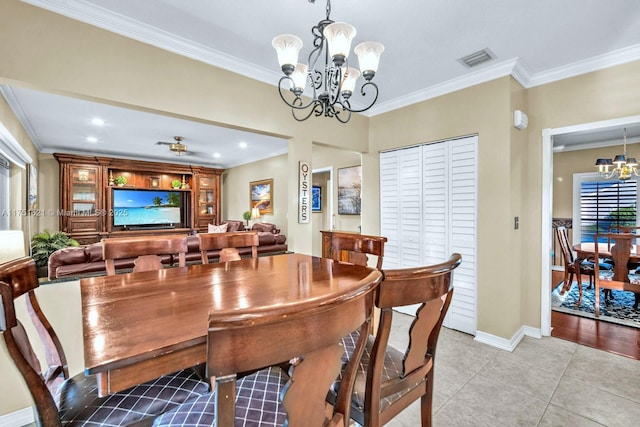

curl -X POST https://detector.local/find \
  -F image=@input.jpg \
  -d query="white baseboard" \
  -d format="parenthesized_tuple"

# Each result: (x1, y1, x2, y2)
(475, 325, 542, 352)
(0, 407, 34, 427)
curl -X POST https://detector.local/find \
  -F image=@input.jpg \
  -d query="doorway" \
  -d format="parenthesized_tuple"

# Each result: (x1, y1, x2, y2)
(542, 115, 640, 359)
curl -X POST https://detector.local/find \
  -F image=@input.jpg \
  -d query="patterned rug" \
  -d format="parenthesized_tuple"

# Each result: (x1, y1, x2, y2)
(551, 282, 640, 329)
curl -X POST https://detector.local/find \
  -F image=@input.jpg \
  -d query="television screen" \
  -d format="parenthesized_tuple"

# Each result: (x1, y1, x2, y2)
(112, 189, 182, 227)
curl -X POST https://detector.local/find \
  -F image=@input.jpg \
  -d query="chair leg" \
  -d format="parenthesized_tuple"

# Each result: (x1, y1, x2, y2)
(421, 371, 435, 427)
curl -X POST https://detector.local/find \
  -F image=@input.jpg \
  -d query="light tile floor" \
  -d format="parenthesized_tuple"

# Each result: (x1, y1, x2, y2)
(385, 312, 640, 427)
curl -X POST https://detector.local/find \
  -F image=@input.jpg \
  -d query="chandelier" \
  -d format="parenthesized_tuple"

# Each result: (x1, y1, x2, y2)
(271, 0, 384, 123)
(595, 128, 638, 180)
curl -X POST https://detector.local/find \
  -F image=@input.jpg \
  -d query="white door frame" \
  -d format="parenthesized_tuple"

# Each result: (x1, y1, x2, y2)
(540, 115, 640, 336)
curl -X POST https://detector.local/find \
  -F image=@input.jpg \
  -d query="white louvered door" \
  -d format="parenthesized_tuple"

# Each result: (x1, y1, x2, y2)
(380, 136, 477, 334)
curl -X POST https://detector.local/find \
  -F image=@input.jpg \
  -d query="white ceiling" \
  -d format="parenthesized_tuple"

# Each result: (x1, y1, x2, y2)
(3, 0, 640, 167)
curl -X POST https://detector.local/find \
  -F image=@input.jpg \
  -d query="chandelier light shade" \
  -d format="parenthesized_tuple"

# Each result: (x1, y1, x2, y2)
(595, 128, 638, 180)
(272, 0, 384, 123)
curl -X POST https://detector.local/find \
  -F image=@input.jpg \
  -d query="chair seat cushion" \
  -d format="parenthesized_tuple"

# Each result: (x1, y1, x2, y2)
(328, 330, 419, 422)
(152, 367, 287, 426)
(57, 369, 209, 426)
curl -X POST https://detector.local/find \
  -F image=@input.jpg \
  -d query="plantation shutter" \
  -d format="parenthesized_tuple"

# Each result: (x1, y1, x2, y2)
(380, 135, 477, 335)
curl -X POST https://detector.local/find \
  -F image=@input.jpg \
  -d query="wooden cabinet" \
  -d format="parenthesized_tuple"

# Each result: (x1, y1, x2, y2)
(56, 154, 223, 243)
(58, 160, 103, 243)
(193, 168, 221, 232)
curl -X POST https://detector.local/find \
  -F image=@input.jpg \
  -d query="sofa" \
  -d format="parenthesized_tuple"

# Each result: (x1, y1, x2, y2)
(47, 220, 287, 280)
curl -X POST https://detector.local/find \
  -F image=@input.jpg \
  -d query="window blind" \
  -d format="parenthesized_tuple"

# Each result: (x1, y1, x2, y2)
(579, 180, 637, 242)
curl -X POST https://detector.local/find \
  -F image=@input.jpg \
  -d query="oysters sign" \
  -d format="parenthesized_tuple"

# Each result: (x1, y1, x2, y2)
(298, 161, 310, 223)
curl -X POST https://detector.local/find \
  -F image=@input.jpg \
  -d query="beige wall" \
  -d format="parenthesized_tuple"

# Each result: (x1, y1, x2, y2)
(553, 145, 627, 219)
(222, 154, 288, 234)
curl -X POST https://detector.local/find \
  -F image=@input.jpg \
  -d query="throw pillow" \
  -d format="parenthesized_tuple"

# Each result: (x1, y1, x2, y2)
(208, 223, 228, 233)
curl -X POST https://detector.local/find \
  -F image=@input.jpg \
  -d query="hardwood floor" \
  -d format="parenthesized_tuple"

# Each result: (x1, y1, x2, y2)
(551, 311, 640, 360)
(550, 270, 640, 360)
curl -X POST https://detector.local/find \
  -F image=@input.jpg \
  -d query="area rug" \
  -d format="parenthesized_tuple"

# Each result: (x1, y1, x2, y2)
(551, 282, 640, 329)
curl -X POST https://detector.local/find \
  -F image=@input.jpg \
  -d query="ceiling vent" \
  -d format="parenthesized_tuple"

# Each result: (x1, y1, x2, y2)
(458, 48, 495, 68)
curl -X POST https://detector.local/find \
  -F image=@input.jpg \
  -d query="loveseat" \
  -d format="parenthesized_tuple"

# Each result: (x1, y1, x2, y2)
(47, 220, 287, 280)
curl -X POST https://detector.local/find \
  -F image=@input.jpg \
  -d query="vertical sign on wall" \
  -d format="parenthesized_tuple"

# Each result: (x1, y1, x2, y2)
(299, 161, 310, 223)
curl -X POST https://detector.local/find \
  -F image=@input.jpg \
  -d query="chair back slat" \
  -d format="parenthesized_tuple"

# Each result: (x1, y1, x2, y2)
(102, 234, 188, 275)
(556, 226, 575, 265)
(321, 231, 387, 269)
(197, 231, 259, 264)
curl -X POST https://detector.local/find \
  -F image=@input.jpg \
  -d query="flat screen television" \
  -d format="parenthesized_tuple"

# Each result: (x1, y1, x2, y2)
(112, 188, 186, 229)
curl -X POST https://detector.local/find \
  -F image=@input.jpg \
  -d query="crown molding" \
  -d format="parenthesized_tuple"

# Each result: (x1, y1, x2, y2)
(22, 1, 640, 118)
(527, 44, 640, 88)
(0, 85, 42, 150)
(367, 58, 522, 116)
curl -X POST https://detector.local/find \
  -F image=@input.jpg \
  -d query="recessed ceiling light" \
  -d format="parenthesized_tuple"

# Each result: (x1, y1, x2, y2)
(86, 136, 98, 143)
(238, 142, 247, 149)
(213, 153, 221, 158)
(91, 117, 105, 126)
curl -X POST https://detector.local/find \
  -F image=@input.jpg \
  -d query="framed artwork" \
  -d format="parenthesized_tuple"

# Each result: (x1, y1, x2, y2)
(250, 178, 273, 214)
(338, 165, 361, 215)
(312, 185, 322, 212)
(27, 163, 38, 210)
(149, 176, 160, 188)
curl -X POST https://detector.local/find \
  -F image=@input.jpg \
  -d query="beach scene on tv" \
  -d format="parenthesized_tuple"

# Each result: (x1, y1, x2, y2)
(113, 189, 181, 226)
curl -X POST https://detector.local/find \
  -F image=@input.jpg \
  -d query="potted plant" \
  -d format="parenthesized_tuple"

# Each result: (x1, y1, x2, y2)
(114, 176, 127, 186)
(30, 230, 79, 276)
(171, 179, 182, 189)
(243, 210, 252, 227)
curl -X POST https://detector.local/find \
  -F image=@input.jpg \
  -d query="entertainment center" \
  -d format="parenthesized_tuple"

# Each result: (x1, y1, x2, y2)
(55, 153, 223, 244)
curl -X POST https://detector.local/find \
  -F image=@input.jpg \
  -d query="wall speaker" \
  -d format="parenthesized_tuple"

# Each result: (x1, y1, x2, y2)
(514, 110, 528, 130)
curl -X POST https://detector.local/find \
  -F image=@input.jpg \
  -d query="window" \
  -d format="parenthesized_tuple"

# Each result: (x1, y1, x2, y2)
(574, 173, 637, 243)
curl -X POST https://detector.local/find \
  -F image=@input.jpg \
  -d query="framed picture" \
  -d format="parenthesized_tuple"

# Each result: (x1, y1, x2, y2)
(312, 185, 322, 212)
(338, 165, 361, 215)
(27, 163, 38, 210)
(149, 176, 160, 188)
(250, 178, 273, 214)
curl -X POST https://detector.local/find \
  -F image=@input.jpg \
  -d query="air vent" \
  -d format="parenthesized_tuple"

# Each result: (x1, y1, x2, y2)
(458, 48, 495, 68)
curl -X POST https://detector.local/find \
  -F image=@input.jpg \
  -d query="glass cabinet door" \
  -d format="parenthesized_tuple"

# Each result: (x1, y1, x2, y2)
(71, 167, 98, 214)
(199, 177, 215, 215)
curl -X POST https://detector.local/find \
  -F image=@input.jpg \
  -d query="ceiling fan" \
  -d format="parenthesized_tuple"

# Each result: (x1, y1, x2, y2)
(156, 136, 190, 156)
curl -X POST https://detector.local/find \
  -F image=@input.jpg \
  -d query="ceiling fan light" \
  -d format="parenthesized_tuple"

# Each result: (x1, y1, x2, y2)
(323, 22, 356, 66)
(272, 34, 303, 75)
(354, 41, 384, 78)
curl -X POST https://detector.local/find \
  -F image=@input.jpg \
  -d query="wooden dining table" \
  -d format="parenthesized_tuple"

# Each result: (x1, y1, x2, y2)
(81, 253, 382, 397)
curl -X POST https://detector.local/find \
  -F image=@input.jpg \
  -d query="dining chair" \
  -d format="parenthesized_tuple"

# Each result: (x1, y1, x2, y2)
(0, 257, 209, 426)
(197, 231, 258, 264)
(556, 226, 611, 292)
(594, 233, 640, 315)
(102, 234, 188, 275)
(153, 266, 377, 427)
(321, 230, 387, 269)
(327, 253, 462, 427)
